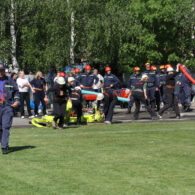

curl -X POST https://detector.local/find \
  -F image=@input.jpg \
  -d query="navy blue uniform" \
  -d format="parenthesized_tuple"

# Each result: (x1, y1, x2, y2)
(104, 74, 120, 92)
(31, 78, 47, 115)
(143, 70, 158, 109)
(179, 70, 192, 109)
(74, 74, 80, 87)
(78, 73, 99, 90)
(0, 76, 19, 150)
(127, 73, 142, 110)
(159, 72, 166, 102)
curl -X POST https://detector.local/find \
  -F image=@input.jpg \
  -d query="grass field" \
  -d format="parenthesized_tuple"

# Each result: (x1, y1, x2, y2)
(0, 122, 195, 195)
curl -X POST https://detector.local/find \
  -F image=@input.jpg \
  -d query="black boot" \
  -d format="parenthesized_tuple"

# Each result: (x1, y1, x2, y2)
(126, 107, 131, 114)
(2, 148, 8, 155)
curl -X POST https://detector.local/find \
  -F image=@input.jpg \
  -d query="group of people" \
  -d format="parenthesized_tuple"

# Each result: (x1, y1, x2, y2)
(0, 61, 193, 154)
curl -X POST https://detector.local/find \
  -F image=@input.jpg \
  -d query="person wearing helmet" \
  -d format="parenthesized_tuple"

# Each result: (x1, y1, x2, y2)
(158, 64, 180, 119)
(68, 77, 76, 88)
(127, 67, 142, 113)
(78, 65, 99, 91)
(70, 86, 83, 125)
(103, 67, 120, 92)
(178, 65, 192, 112)
(74, 68, 81, 86)
(151, 65, 161, 111)
(45, 77, 72, 129)
(143, 62, 159, 112)
(130, 74, 157, 120)
(159, 65, 166, 104)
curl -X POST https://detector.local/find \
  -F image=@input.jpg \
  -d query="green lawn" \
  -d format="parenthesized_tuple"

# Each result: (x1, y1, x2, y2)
(0, 122, 195, 195)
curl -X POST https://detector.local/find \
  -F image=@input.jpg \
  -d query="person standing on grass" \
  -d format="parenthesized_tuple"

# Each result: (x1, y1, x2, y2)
(158, 64, 181, 119)
(17, 71, 35, 119)
(45, 77, 72, 129)
(30, 71, 47, 117)
(0, 63, 20, 154)
(131, 74, 157, 120)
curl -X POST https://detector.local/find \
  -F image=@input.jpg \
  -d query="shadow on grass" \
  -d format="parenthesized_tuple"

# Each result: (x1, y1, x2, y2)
(9, 145, 36, 153)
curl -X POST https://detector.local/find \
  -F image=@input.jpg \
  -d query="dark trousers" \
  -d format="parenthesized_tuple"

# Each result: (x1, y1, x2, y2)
(72, 100, 82, 122)
(34, 92, 46, 115)
(0, 105, 13, 149)
(53, 102, 66, 127)
(103, 96, 117, 122)
(19, 92, 32, 116)
(132, 91, 155, 119)
(155, 91, 161, 111)
(159, 89, 180, 116)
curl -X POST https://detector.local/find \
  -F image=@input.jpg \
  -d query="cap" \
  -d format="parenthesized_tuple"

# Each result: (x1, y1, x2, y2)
(141, 74, 149, 80)
(56, 77, 66, 85)
(167, 67, 174, 72)
(68, 77, 75, 82)
(85, 65, 91, 70)
(75, 86, 81, 91)
(74, 68, 80, 73)
(59, 72, 66, 77)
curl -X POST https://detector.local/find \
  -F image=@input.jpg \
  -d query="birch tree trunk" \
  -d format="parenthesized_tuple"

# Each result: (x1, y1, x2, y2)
(67, 0, 75, 66)
(10, 0, 18, 69)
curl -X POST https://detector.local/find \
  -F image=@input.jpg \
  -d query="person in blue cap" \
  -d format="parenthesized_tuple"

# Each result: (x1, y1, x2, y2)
(0, 62, 19, 154)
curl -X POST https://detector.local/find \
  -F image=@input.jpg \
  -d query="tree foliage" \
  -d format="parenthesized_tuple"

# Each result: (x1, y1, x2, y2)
(0, 0, 194, 74)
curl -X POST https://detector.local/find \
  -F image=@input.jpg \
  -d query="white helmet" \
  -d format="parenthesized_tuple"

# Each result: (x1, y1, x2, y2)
(68, 77, 75, 82)
(141, 74, 149, 80)
(97, 93, 104, 101)
(75, 86, 81, 91)
(56, 77, 66, 85)
(167, 67, 174, 72)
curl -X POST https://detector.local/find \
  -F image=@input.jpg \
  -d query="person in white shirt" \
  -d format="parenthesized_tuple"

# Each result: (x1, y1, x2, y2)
(93, 69, 104, 92)
(16, 71, 35, 119)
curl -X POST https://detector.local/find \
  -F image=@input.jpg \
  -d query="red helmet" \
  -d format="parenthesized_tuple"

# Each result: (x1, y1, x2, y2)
(160, 65, 165, 70)
(85, 65, 91, 70)
(133, 67, 140, 71)
(165, 64, 172, 69)
(145, 62, 151, 66)
(59, 72, 66, 77)
(105, 67, 111, 72)
(74, 68, 80, 73)
(151, 65, 157, 71)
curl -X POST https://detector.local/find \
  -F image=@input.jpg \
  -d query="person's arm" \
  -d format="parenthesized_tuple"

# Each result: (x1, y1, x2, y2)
(94, 74, 99, 85)
(112, 75, 120, 88)
(143, 83, 148, 99)
(11, 80, 20, 108)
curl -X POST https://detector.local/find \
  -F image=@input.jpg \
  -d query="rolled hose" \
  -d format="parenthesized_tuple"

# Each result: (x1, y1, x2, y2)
(179, 64, 195, 84)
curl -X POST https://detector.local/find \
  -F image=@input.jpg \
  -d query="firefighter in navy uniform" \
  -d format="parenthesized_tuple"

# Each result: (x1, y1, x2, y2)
(70, 86, 83, 125)
(143, 62, 159, 112)
(131, 74, 157, 120)
(0, 63, 19, 154)
(127, 67, 142, 113)
(74, 68, 81, 87)
(78, 65, 99, 91)
(103, 67, 120, 93)
(151, 65, 161, 111)
(159, 65, 166, 104)
(158, 64, 180, 119)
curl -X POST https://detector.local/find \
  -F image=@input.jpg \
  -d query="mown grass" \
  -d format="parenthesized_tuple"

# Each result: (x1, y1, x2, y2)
(0, 122, 195, 195)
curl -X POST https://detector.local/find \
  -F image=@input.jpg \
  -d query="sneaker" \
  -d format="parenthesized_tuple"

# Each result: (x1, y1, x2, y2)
(35, 115, 38, 117)
(63, 124, 68, 128)
(176, 115, 180, 119)
(29, 115, 34, 119)
(21, 116, 25, 119)
(104, 121, 111, 124)
(2, 148, 8, 155)
(157, 113, 162, 119)
(52, 121, 58, 129)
